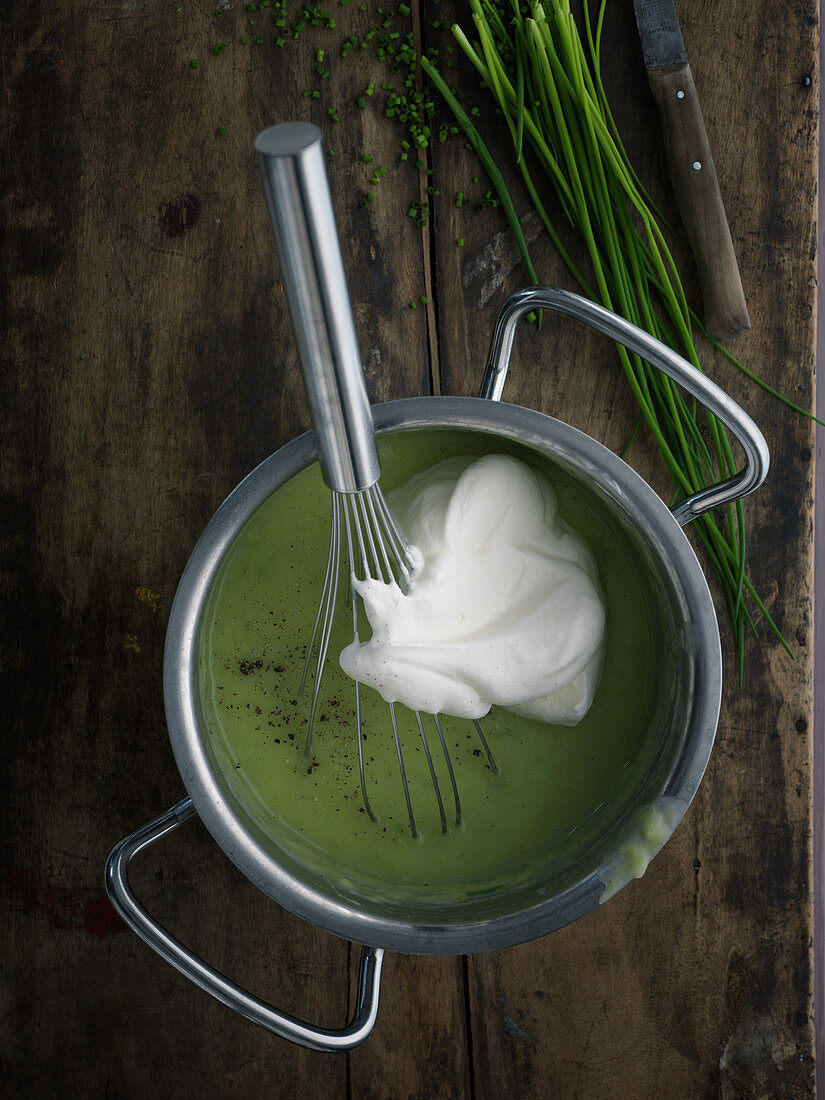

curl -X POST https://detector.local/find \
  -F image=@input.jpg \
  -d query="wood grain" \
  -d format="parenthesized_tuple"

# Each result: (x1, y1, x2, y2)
(1, 0, 817, 1096)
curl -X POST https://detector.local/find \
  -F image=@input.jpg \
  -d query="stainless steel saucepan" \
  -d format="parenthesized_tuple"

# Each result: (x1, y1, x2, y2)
(105, 280, 768, 1051)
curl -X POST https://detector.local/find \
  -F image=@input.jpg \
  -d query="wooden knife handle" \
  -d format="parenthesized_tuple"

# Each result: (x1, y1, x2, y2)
(647, 61, 751, 339)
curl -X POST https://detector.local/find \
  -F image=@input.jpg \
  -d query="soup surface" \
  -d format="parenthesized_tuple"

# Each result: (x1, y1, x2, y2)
(198, 428, 669, 910)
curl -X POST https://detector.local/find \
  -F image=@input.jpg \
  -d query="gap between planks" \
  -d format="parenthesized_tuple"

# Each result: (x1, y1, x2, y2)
(412, 0, 442, 398)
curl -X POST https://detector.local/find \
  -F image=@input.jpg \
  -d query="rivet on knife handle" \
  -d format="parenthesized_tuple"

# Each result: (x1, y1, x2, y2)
(633, 0, 751, 340)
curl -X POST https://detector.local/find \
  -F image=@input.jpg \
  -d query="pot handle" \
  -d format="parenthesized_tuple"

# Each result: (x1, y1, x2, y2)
(479, 287, 769, 527)
(104, 797, 384, 1052)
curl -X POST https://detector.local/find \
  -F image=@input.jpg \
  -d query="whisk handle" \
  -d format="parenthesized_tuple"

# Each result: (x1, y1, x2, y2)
(255, 122, 380, 493)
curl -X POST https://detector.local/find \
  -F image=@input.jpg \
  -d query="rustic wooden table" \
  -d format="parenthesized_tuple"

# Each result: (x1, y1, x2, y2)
(2, 1, 818, 1096)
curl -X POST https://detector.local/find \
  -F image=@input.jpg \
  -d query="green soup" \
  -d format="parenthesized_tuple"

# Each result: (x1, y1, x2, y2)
(198, 429, 671, 914)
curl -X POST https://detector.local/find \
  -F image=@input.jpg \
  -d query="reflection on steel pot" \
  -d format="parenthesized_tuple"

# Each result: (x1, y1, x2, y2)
(106, 288, 768, 1051)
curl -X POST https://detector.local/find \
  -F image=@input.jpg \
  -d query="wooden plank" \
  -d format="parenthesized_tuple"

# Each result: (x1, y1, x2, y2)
(0, 1, 462, 1094)
(426, 1, 817, 1096)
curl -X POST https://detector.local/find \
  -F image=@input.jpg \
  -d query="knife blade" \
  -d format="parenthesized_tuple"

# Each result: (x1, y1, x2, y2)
(632, 0, 751, 338)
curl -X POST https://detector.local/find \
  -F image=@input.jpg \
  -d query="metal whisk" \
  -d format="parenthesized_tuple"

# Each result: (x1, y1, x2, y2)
(255, 122, 496, 836)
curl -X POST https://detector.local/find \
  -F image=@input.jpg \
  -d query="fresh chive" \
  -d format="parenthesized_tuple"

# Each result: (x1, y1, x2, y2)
(433, 0, 797, 674)
(420, 55, 538, 286)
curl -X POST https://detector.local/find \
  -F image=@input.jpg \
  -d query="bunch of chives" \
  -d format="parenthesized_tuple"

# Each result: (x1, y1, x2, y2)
(422, 0, 798, 677)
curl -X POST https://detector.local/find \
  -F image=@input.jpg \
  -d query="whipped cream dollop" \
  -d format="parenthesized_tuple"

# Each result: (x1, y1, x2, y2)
(339, 454, 606, 725)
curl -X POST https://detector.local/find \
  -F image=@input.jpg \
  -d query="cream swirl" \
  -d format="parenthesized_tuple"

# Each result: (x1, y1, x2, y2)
(339, 454, 605, 724)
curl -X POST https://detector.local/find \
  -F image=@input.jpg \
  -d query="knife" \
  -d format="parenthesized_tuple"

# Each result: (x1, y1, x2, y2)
(632, 0, 751, 338)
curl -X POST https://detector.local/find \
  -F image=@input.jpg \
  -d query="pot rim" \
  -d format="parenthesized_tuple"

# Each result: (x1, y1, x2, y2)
(163, 395, 721, 955)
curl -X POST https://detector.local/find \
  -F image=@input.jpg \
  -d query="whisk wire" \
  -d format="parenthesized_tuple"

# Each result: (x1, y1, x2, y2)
(340, 502, 379, 825)
(364, 488, 394, 584)
(370, 484, 413, 583)
(414, 712, 447, 834)
(356, 491, 384, 583)
(433, 714, 462, 827)
(473, 719, 500, 776)
(299, 493, 339, 697)
(302, 493, 342, 758)
(389, 701, 418, 839)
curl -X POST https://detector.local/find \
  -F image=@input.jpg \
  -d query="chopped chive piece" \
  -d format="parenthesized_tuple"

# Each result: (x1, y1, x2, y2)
(212, 42, 227, 55)
(217, 127, 227, 136)
(455, 192, 464, 207)
(357, 96, 366, 108)
(419, 295, 428, 304)
(398, 1, 410, 13)
(191, 59, 199, 67)
(362, 154, 374, 163)
(456, 238, 464, 247)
